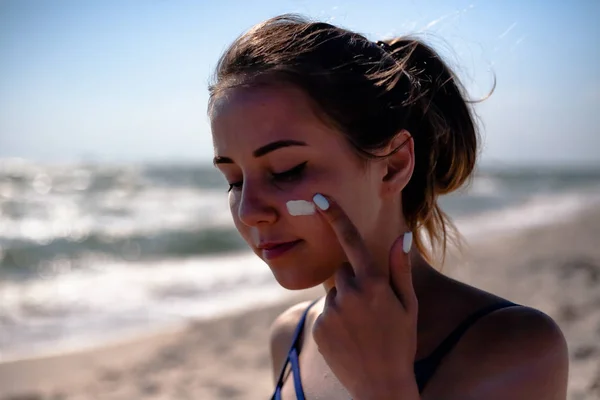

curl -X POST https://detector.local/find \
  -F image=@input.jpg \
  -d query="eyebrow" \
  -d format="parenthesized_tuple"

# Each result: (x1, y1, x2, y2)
(213, 139, 307, 165)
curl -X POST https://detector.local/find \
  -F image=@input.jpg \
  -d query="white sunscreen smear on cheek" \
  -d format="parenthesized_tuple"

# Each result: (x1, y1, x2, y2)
(286, 200, 316, 216)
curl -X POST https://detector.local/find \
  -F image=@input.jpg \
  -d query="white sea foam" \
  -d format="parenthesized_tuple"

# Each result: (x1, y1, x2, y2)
(0, 252, 289, 362)
(2, 161, 600, 362)
(457, 189, 600, 240)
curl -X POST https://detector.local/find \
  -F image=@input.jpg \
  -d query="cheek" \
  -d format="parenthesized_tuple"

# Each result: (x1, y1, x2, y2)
(228, 192, 239, 221)
(330, 174, 380, 234)
(268, 176, 323, 217)
(285, 200, 316, 216)
(280, 168, 336, 204)
(228, 193, 249, 237)
(228, 191, 238, 209)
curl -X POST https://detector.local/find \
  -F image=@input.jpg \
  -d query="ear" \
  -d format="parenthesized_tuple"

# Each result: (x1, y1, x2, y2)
(380, 130, 415, 198)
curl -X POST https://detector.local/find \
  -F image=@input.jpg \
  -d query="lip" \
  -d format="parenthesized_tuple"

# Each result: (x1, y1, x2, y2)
(259, 240, 302, 260)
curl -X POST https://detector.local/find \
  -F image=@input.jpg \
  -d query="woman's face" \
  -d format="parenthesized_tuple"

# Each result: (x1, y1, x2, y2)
(211, 84, 388, 290)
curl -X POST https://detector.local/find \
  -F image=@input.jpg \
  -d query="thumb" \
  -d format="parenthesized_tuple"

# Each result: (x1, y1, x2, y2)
(389, 232, 417, 312)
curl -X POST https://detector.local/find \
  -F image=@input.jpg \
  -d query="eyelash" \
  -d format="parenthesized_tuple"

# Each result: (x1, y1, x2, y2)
(227, 162, 308, 192)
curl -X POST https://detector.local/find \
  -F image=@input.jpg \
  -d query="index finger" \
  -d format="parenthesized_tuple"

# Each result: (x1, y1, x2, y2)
(312, 193, 384, 280)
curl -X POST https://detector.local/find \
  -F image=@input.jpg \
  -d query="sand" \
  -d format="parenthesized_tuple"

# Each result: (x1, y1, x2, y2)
(1, 206, 599, 400)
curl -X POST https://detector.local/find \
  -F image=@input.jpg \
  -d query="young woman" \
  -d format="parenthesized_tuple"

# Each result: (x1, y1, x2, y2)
(208, 14, 569, 400)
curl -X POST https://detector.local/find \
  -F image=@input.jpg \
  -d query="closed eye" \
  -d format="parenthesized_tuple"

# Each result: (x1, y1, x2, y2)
(272, 161, 307, 183)
(227, 181, 242, 192)
(226, 162, 308, 192)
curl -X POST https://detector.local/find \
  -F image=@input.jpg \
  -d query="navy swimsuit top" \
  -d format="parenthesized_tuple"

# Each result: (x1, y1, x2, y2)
(271, 298, 520, 399)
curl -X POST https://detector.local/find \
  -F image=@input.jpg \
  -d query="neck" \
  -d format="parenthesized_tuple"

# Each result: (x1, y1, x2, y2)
(321, 199, 436, 295)
(322, 245, 437, 299)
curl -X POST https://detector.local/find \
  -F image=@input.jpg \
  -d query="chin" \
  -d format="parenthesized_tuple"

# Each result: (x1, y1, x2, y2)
(268, 261, 333, 291)
(275, 278, 317, 291)
(256, 242, 339, 290)
(273, 275, 323, 291)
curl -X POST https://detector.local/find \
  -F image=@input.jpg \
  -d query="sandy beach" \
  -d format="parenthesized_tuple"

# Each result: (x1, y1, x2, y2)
(1, 205, 599, 400)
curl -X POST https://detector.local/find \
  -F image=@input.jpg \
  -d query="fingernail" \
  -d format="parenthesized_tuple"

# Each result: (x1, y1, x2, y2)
(313, 193, 330, 210)
(403, 232, 413, 254)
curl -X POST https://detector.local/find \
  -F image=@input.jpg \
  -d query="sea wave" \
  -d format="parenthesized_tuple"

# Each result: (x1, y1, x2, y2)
(1, 225, 246, 278)
(2, 160, 600, 361)
(457, 187, 600, 239)
(0, 252, 286, 362)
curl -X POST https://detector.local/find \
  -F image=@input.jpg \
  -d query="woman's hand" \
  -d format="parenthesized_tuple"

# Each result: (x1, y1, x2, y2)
(311, 193, 420, 400)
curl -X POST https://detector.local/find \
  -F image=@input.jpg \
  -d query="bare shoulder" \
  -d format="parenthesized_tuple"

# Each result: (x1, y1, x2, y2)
(465, 305, 569, 377)
(268, 300, 314, 384)
(469, 305, 568, 354)
(425, 305, 569, 399)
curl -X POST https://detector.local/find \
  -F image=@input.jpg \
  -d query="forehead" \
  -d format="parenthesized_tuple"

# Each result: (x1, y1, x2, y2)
(210, 84, 339, 156)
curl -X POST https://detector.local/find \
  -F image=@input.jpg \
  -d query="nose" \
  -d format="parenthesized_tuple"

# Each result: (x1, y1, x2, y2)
(236, 181, 278, 227)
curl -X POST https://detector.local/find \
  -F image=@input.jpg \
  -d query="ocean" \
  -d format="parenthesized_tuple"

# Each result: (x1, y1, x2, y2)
(1, 158, 600, 362)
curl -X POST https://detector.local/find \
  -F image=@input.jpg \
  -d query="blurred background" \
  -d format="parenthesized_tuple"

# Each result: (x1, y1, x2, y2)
(1, 0, 599, 399)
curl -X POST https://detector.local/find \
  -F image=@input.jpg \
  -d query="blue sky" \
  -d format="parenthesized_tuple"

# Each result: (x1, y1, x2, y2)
(1, 0, 598, 166)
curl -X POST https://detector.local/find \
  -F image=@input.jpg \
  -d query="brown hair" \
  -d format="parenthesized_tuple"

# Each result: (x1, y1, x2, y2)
(208, 14, 480, 263)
